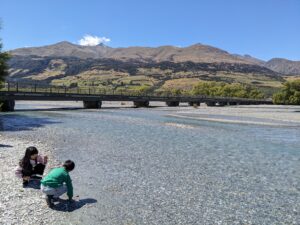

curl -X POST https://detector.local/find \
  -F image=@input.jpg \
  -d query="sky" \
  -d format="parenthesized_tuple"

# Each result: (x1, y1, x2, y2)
(1, 0, 300, 61)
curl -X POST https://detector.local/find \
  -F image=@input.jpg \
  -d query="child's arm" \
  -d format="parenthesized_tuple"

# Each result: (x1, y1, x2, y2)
(37, 154, 48, 164)
(15, 165, 23, 179)
(66, 174, 73, 200)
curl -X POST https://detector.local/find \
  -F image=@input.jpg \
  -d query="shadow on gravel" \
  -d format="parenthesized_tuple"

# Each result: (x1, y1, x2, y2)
(24, 180, 41, 190)
(0, 114, 60, 132)
(52, 198, 97, 212)
(0, 144, 13, 148)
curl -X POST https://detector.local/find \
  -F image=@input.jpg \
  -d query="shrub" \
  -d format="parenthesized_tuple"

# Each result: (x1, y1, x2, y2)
(273, 80, 300, 105)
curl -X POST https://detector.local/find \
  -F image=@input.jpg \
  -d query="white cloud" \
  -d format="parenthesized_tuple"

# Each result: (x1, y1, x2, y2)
(78, 35, 111, 46)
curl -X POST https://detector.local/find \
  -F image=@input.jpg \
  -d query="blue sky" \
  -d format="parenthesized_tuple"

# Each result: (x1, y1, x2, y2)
(1, 0, 300, 60)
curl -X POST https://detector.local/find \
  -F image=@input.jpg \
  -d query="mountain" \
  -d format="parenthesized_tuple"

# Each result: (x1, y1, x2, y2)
(11, 41, 112, 59)
(264, 58, 300, 75)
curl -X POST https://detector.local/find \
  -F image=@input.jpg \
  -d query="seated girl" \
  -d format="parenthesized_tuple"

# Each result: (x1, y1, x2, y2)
(15, 146, 48, 187)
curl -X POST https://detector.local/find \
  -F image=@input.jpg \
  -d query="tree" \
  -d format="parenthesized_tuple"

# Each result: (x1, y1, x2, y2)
(133, 85, 151, 95)
(273, 80, 300, 105)
(0, 23, 10, 83)
(0, 43, 9, 83)
(0, 22, 10, 111)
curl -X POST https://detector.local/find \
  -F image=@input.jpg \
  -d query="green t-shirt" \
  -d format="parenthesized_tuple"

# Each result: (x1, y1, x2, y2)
(41, 167, 73, 198)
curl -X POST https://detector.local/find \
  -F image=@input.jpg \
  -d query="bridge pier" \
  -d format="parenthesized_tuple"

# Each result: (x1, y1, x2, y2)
(188, 102, 200, 107)
(83, 101, 102, 109)
(166, 101, 180, 107)
(239, 102, 251, 105)
(217, 102, 226, 107)
(0, 100, 15, 112)
(206, 102, 216, 107)
(133, 101, 149, 107)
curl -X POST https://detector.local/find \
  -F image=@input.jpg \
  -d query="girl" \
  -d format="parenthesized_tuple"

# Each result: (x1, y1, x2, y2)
(15, 146, 48, 187)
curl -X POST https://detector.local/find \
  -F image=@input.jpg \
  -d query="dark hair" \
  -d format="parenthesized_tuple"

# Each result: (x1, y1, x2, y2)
(63, 160, 75, 171)
(20, 146, 39, 168)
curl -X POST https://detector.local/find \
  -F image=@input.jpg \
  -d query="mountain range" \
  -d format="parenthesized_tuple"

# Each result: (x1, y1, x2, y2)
(10, 41, 300, 74)
(7, 41, 300, 96)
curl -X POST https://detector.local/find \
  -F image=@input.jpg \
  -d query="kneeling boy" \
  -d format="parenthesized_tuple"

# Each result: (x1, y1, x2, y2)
(41, 160, 75, 208)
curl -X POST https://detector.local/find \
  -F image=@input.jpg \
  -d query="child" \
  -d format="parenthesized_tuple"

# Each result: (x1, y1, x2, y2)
(15, 146, 48, 187)
(40, 160, 75, 208)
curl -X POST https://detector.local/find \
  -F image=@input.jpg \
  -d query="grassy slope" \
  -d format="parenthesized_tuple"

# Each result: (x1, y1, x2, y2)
(45, 69, 283, 97)
(8, 57, 290, 97)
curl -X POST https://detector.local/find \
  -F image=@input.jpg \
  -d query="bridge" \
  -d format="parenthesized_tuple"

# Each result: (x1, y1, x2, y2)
(0, 82, 272, 111)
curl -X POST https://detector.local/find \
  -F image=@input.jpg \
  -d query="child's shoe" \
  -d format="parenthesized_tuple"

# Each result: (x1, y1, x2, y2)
(22, 180, 29, 188)
(45, 195, 54, 208)
(52, 196, 60, 202)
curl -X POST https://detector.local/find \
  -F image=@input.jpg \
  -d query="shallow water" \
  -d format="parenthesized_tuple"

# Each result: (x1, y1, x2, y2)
(1, 102, 300, 224)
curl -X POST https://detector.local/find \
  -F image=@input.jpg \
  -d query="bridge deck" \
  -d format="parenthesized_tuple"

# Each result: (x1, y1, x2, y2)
(0, 90, 272, 104)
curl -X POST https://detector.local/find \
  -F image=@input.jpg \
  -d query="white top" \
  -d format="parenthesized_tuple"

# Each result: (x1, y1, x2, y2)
(30, 159, 36, 168)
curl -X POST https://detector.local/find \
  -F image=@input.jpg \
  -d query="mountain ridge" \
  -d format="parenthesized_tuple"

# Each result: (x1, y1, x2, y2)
(10, 41, 254, 64)
(10, 41, 300, 75)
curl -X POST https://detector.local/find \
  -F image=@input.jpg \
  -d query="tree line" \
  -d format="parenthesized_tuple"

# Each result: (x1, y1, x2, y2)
(191, 81, 264, 99)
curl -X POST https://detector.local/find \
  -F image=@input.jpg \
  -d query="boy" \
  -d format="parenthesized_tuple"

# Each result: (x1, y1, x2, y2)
(41, 160, 75, 208)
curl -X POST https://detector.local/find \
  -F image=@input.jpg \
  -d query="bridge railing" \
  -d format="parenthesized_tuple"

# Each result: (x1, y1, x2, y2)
(0, 82, 145, 96)
(0, 81, 270, 103)
(0, 81, 195, 98)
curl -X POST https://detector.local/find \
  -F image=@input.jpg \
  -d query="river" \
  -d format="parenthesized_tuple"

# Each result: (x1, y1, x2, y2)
(1, 101, 299, 224)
